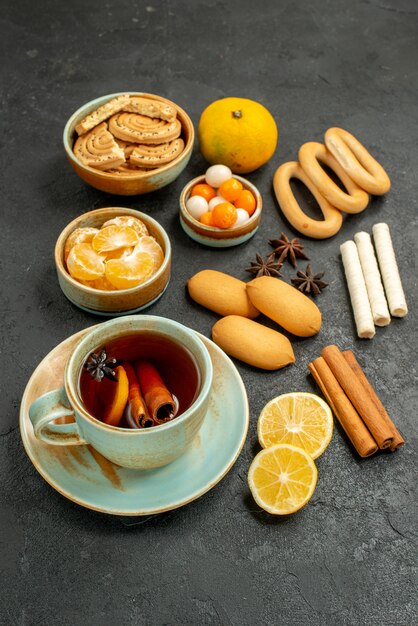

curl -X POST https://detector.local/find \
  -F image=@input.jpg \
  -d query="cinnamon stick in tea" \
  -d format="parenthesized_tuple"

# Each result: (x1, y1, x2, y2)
(135, 361, 178, 424)
(309, 357, 378, 457)
(342, 350, 404, 451)
(123, 362, 154, 428)
(321, 345, 394, 449)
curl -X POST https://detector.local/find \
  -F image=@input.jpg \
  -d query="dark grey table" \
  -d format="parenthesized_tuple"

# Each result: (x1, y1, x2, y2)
(2, 1, 417, 624)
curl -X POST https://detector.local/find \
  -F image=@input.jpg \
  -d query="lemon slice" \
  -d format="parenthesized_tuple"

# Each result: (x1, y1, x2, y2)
(248, 444, 317, 515)
(257, 392, 333, 460)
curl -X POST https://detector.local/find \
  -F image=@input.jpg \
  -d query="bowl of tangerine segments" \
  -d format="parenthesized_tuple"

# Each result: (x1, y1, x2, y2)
(179, 164, 262, 247)
(55, 207, 171, 315)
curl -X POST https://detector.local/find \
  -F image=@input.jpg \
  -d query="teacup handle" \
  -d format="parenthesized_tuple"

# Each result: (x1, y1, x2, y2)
(29, 387, 88, 446)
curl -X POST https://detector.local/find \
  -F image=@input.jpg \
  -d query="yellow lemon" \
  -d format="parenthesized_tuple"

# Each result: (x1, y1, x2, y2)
(248, 444, 317, 515)
(198, 97, 278, 174)
(258, 392, 333, 460)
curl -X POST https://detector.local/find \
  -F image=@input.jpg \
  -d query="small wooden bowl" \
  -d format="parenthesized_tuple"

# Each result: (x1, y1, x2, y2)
(55, 207, 171, 315)
(179, 175, 262, 247)
(63, 92, 194, 195)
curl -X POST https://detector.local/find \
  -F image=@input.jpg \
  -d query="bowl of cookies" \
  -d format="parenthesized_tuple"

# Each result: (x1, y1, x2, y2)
(55, 207, 171, 315)
(63, 92, 194, 195)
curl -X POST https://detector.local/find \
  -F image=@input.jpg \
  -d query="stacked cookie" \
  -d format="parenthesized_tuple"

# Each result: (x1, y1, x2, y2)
(273, 128, 391, 239)
(73, 94, 185, 174)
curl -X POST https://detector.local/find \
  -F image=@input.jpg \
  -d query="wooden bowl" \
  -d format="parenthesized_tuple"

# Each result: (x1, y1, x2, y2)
(179, 175, 262, 247)
(55, 207, 171, 315)
(63, 92, 194, 195)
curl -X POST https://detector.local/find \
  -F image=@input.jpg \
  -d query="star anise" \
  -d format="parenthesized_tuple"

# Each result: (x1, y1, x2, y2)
(291, 264, 328, 295)
(269, 232, 309, 267)
(84, 347, 119, 382)
(245, 252, 283, 278)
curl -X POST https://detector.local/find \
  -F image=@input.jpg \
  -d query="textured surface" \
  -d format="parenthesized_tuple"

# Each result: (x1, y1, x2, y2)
(1, 0, 417, 624)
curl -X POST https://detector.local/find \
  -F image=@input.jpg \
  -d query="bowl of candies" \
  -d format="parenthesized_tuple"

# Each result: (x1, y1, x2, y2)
(179, 165, 262, 247)
(55, 207, 171, 315)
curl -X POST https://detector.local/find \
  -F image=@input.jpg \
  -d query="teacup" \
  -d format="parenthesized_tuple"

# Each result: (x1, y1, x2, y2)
(29, 316, 213, 469)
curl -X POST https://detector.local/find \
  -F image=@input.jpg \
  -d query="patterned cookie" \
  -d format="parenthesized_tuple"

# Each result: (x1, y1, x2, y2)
(73, 122, 126, 171)
(109, 112, 182, 144)
(124, 96, 177, 123)
(115, 139, 137, 158)
(75, 94, 130, 136)
(129, 138, 185, 168)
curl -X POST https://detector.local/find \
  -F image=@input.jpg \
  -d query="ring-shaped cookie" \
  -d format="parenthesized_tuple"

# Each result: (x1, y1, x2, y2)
(273, 161, 343, 239)
(298, 142, 369, 214)
(324, 127, 391, 195)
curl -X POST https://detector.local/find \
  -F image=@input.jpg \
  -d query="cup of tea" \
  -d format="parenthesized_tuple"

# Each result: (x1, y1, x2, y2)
(29, 316, 213, 469)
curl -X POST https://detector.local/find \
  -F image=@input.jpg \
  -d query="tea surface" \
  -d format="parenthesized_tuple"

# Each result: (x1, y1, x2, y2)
(79, 332, 200, 427)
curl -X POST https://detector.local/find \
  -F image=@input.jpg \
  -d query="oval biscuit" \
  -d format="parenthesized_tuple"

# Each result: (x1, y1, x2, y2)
(212, 316, 295, 370)
(188, 270, 259, 318)
(246, 277, 322, 337)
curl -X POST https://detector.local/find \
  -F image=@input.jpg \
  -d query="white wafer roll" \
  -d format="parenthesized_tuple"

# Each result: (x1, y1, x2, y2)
(340, 240, 375, 338)
(354, 231, 390, 326)
(372, 223, 408, 317)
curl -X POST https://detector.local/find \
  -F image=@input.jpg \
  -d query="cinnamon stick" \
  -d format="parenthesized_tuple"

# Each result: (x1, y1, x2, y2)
(123, 362, 154, 428)
(342, 350, 404, 451)
(309, 357, 378, 457)
(321, 345, 394, 449)
(135, 361, 178, 424)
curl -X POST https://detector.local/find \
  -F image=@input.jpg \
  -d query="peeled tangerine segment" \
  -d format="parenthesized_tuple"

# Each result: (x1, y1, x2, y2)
(105, 250, 154, 290)
(248, 444, 318, 515)
(92, 225, 140, 254)
(257, 392, 333, 460)
(134, 236, 164, 270)
(64, 227, 100, 261)
(102, 215, 149, 237)
(66, 243, 105, 281)
(104, 246, 134, 260)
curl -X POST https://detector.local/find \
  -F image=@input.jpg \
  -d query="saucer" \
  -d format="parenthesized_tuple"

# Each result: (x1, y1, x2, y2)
(20, 326, 249, 515)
